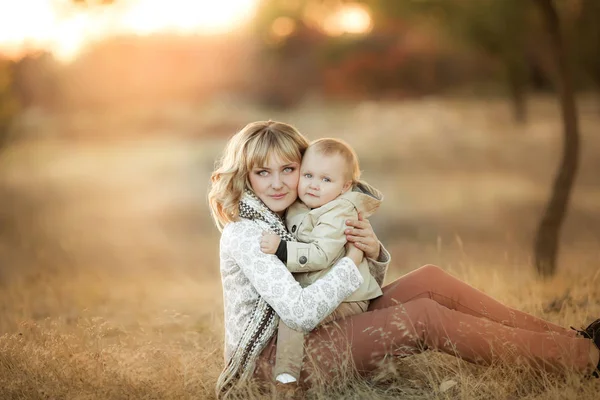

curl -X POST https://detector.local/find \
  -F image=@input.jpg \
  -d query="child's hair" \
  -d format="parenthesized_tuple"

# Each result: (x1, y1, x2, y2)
(307, 138, 361, 183)
(208, 120, 309, 231)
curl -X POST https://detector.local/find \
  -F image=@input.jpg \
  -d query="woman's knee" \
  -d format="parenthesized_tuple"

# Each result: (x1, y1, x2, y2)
(400, 297, 439, 315)
(394, 298, 439, 329)
(411, 264, 446, 281)
(421, 264, 444, 274)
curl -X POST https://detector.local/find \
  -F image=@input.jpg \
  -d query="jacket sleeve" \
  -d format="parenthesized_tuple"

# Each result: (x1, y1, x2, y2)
(366, 243, 391, 287)
(223, 220, 364, 332)
(286, 201, 357, 272)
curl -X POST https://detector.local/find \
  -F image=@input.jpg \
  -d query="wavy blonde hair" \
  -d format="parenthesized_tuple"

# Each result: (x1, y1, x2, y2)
(208, 121, 309, 231)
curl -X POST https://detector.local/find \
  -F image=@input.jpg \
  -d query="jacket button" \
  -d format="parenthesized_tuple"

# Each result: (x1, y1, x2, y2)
(291, 225, 297, 233)
(299, 256, 307, 264)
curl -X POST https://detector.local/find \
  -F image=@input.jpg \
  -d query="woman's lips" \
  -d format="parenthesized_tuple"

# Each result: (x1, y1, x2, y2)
(270, 193, 286, 200)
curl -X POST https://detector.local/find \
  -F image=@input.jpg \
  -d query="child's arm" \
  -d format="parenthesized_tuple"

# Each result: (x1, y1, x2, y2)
(286, 200, 358, 272)
(259, 232, 289, 264)
(260, 232, 281, 254)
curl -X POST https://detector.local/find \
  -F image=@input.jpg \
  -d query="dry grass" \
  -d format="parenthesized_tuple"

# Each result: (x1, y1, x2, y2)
(0, 270, 224, 399)
(1, 96, 599, 399)
(1, 260, 598, 399)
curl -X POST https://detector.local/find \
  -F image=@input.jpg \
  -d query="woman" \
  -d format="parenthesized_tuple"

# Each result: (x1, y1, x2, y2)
(208, 121, 600, 398)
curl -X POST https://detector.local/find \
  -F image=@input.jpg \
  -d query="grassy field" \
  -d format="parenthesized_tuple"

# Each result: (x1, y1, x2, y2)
(0, 96, 599, 399)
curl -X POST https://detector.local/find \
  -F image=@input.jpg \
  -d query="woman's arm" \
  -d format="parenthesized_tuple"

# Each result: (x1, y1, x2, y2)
(366, 245, 391, 286)
(223, 220, 364, 332)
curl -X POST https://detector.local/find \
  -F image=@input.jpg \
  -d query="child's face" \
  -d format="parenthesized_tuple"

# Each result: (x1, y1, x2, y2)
(298, 150, 352, 208)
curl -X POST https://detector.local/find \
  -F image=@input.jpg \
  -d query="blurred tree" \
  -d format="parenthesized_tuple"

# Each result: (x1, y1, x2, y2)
(251, 0, 324, 107)
(0, 59, 19, 149)
(368, 0, 533, 123)
(253, 0, 593, 117)
(572, 0, 600, 102)
(12, 52, 61, 111)
(253, 0, 467, 104)
(532, 0, 580, 277)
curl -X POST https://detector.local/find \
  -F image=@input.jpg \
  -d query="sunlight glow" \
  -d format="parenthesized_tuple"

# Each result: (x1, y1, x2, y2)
(271, 17, 296, 38)
(323, 4, 373, 36)
(0, 0, 258, 62)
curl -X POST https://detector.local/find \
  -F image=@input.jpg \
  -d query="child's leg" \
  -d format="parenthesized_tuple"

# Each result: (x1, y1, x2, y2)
(273, 320, 305, 382)
(368, 264, 573, 336)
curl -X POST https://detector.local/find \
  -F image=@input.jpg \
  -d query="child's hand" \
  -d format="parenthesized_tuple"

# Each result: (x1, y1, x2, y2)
(260, 232, 281, 254)
(345, 241, 364, 266)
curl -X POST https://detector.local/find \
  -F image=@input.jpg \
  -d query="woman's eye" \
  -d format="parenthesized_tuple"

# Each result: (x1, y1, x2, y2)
(257, 170, 268, 177)
(283, 167, 295, 173)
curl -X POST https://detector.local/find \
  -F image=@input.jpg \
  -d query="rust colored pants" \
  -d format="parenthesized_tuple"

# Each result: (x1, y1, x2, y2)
(254, 264, 594, 385)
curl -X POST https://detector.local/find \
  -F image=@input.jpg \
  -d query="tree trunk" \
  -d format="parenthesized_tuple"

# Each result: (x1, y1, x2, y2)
(506, 60, 528, 124)
(533, 0, 580, 277)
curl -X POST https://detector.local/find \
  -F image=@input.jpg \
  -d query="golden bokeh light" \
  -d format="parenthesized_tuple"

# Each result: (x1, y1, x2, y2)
(0, 0, 259, 62)
(303, 2, 373, 37)
(271, 16, 296, 38)
(323, 3, 373, 36)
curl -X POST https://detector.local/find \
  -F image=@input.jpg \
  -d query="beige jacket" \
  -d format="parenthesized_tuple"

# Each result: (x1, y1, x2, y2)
(284, 181, 384, 302)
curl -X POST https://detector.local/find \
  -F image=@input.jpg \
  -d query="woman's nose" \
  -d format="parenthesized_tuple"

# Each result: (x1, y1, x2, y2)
(271, 174, 283, 189)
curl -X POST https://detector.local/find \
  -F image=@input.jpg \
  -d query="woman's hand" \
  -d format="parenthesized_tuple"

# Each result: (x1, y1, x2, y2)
(345, 212, 381, 260)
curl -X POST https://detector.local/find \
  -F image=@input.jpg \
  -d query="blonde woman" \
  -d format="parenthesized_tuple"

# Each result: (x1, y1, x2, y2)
(208, 121, 600, 398)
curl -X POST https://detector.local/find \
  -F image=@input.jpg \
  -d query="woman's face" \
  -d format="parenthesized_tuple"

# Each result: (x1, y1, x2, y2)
(248, 154, 300, 216)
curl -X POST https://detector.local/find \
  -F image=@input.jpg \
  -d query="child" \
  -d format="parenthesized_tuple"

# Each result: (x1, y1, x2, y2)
(260, 138, 384, 384)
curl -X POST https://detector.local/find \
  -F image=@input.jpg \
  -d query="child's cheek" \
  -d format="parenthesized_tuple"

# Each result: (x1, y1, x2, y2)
(294, 171, 301, 188)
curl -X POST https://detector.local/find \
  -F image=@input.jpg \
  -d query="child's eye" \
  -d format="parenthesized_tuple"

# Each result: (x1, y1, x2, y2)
(304, 173, 312, 179)
(323, 177, 331, 183)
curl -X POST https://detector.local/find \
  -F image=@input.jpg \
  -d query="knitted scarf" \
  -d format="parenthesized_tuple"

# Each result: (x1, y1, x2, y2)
(238, 189, 295, 242)
(215, 189, 296, 398)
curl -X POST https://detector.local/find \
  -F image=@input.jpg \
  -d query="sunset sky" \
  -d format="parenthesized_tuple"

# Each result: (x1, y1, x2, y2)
(0, 0, 373, 63)
(0, 0, 260, 61)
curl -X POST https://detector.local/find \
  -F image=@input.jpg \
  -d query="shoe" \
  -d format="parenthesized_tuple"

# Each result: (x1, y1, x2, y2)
(571, 318, 600, 378)
(571, 318, 600, 340)
(275, 373, 297, 384)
